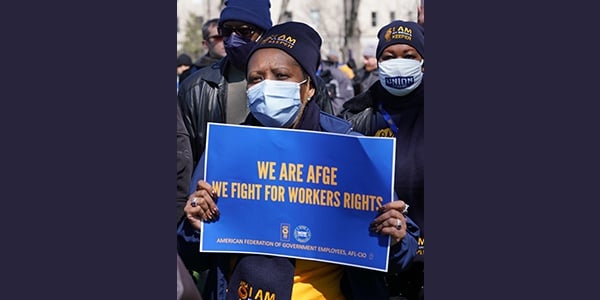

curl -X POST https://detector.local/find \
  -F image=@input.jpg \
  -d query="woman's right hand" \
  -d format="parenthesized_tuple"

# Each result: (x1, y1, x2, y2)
(184, 180, 220, 231)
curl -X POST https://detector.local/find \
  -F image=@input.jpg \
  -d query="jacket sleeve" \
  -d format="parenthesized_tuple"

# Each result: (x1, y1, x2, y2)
(178, 70, 216, 167)
(177, 101, 194, 224)
(188, 154, 206, 195)
(177, 213, 212, 272)
(340, 106, 376, 136)
(387, 215, 420, 272)
(178, 83, 199, 164)
(178, 153, 212, 272)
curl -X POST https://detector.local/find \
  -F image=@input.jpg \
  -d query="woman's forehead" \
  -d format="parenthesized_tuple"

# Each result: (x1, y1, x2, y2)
(384, 43, 418, 53)
(249, 48, 299, 67)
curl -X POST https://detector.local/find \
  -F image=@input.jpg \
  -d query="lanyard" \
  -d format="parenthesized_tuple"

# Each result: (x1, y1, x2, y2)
(378, 103, 398, 135)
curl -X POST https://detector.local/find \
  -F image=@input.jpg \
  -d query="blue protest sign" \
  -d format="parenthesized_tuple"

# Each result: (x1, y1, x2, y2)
(200, 123, 396, 272)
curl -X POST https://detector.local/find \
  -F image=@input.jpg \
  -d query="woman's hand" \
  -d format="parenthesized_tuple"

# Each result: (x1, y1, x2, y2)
(370, 200, 409, 246)
(184, 180, 220, 231)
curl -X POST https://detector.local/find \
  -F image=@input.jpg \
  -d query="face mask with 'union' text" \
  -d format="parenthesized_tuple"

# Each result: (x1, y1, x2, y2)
(378, 58, 424, 96)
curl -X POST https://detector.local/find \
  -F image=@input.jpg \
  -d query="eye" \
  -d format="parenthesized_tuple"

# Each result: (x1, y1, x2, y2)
(218, 27, 233, 37)
(236, 26, 256, 37)
(380, 54, 395, 61)
(276, 73, 290, 80)
(220, 25, 256, 38)
(208, 35, 223, 42)
(248, 75, 263, 84)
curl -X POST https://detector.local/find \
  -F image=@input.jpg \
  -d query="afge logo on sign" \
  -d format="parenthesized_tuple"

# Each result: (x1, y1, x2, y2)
(294, 225, 311, 243)
(280, 223, 290, 241)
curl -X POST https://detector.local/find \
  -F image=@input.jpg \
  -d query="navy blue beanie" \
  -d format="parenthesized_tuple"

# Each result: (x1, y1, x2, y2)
(226, 255, 294, 300)
(218, 0, 272, 32)
(376, 20, 424, 60)
(248, 21, 322, 86)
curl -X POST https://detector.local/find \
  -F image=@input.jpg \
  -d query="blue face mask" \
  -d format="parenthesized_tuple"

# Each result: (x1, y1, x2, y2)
(247, 79, 307, 128)
(224, 34, 258, 71)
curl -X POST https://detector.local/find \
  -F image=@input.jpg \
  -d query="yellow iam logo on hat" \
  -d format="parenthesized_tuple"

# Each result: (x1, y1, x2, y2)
(261, 33, 297, 49)
(237, 280, 276, 300)
(384, 26, 413, 42)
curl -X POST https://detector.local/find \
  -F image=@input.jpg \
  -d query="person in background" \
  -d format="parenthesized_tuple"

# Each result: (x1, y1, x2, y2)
(194, 18, 227, 69)
(319, 56, 355, 116)
(351, 42, 380, 95)
(324, 50, 355, 80)
(340, 20, 425, 300)
(177, 0, 273, 167)
(346, 48, 357, 74)
(177, 53, 197, 89)
(177, 21, 420, 300)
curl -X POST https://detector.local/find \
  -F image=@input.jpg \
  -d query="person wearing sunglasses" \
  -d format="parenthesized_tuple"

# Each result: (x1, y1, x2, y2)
(177, 0, 273, 169)
(194, 18, 227, 69)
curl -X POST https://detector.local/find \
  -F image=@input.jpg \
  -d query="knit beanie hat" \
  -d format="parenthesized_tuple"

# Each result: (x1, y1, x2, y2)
(363, 43, 377, 58)
(177, 54, 192, 67)
(376, 20, 424, 60)
(226, 255, 294, 300)
(218, 0, 272, 32)
(248, 21, 322, 86)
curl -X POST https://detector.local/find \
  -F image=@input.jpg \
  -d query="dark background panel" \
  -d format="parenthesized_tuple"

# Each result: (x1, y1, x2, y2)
(428, 1, 599, 299)
(0, 0, 173, 299)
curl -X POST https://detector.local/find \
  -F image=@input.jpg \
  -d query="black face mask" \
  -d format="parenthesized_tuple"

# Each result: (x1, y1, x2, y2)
(224, 34, 258, 71)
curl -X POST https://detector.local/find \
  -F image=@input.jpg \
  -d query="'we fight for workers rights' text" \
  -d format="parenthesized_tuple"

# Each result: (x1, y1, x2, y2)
(210, 161, 382, 212)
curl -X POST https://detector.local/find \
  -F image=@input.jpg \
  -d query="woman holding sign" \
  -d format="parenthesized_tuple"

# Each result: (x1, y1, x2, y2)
(177, 21, 420, 300)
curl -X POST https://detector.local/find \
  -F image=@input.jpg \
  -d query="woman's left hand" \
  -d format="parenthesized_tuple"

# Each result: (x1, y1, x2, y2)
(370, 200, 408, 246)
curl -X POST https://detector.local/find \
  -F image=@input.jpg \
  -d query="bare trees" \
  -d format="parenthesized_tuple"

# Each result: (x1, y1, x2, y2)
(342, 0, 361, 65)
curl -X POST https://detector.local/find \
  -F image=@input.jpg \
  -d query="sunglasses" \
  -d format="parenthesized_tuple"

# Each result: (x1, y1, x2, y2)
(207, 35, 224, 42)
(219, 25, 257, 38)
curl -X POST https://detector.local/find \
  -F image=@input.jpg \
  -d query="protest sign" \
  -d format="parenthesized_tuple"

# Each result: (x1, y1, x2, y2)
(200, 123, 395, 271)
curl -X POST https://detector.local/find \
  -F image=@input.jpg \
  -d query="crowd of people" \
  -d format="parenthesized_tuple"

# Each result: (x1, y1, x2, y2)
(177, 0, 424, 299)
